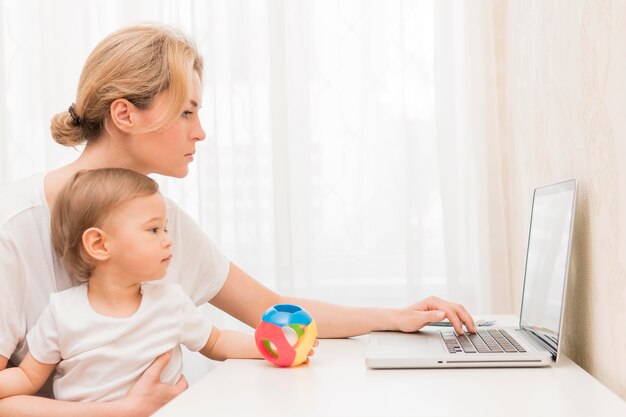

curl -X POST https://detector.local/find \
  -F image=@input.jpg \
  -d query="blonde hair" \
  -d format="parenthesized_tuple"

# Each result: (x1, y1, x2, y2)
(50, 23, 203, 147)
(51, 168, 160, 283)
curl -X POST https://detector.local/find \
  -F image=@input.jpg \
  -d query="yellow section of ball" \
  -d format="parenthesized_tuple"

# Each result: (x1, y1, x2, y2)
(292, 320, 318, 366)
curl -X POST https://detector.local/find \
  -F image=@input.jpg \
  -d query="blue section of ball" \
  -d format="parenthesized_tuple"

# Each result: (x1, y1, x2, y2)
(261, 304, 313, 327)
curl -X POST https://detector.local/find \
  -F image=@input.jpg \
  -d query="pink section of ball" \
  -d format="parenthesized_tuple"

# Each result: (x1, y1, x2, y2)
(255, 321, 296, 367)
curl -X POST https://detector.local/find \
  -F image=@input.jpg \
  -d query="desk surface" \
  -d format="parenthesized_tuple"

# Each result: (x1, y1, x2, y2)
(155, 316, 626, 417)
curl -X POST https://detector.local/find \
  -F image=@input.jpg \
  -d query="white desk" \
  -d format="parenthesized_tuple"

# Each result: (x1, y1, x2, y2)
(155, 316, 626, 417)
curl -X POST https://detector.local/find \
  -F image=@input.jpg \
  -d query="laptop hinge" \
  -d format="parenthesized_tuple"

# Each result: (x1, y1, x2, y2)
(521, 329, 557, 359)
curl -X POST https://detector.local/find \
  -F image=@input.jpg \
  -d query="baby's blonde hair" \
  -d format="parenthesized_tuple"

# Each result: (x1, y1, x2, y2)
(50, 23, 203, 147)
(51, 168, 160, 283)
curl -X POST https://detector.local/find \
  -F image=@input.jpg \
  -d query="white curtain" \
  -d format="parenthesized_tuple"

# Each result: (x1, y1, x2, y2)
(432, 0, 511, 314)
(0, 0, 509, 318)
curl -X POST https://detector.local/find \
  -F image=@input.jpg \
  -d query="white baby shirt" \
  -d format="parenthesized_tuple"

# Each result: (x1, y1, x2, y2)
(26, 282, 213, 402)
(0, 173, 230, 372)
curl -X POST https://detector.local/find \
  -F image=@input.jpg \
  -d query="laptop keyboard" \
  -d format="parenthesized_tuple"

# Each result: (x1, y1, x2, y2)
(441, 330, 527, 354)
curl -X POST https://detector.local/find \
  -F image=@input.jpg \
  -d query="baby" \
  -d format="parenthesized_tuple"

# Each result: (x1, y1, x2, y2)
(0, 168, 255, 402)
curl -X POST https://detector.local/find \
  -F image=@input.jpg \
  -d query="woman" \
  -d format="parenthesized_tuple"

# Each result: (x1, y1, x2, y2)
(0, 24, 475, 417)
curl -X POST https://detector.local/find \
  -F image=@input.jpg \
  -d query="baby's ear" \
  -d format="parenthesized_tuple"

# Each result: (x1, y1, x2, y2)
(82, 227, 110, 261)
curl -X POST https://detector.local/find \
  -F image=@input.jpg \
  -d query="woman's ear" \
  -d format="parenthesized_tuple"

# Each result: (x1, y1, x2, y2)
(82, 227, 110, 261)
(109, 98, 136, 132)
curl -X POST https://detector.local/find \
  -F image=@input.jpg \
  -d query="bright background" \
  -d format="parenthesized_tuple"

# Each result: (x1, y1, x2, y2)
(0, 0, 509, 318)
(10, 1, 626, 402)
(0, 0, 511, 383)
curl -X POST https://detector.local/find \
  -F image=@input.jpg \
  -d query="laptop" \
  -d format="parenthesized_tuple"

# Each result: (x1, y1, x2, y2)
(366, 179, 577, 368)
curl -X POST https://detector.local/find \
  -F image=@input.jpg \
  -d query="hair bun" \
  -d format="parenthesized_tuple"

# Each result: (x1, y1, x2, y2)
(50, 111, 84, 147)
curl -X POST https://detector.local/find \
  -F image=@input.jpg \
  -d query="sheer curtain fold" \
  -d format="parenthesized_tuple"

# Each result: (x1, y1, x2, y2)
(433, 1, 511, 313)
(0, 1, 510, 314)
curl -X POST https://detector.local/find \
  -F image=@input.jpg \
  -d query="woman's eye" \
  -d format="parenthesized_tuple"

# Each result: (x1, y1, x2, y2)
(182, 111, 193, 118)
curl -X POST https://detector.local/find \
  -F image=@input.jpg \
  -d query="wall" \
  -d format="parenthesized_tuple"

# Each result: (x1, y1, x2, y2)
(493, 0, 626, 401)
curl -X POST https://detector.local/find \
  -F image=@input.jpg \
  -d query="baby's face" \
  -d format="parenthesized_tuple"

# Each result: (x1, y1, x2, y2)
(103, 193, 173, 282)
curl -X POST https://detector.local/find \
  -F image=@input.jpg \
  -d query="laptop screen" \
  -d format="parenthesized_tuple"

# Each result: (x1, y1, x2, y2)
(519, 180, 577, 348)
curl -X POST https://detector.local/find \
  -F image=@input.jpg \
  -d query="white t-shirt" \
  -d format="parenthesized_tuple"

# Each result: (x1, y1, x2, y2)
(0, 173, 230, 368)
(27, 282, 213, 402)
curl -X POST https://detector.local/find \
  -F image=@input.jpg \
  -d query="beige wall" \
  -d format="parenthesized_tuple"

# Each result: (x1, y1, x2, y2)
(493, 0, 626, 401)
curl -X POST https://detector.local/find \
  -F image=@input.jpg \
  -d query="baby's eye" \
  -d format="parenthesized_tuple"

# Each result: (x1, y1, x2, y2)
(150, 227, 159, 233)
(164, 228, 169, 234)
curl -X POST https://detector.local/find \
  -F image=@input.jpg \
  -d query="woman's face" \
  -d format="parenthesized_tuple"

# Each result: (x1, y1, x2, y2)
(126, 72, 206, 178)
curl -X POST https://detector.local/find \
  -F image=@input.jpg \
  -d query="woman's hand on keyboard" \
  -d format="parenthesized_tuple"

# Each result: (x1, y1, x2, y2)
(394, 296, 477, 335)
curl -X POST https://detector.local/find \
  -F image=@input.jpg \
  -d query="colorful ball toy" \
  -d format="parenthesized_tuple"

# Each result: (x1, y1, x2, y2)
(254, 304, 318, 367)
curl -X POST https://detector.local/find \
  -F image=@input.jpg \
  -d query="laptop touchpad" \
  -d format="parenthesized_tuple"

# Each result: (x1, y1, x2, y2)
(376, 332, 440, 348)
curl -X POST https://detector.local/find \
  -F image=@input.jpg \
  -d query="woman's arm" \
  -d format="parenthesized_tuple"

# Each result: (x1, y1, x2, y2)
(0, 353, 55, 398)
(209, 263, 280, 328)
(210, 262, 476, 337)
(0, 350, 187, 417)
(279, 295, 476, 336)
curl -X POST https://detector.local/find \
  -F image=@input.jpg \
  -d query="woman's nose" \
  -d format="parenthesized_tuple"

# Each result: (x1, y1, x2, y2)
(193, 120, 206, 142)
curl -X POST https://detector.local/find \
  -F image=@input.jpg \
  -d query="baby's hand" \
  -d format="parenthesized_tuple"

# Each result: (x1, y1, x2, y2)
(302, 339, 319, 364)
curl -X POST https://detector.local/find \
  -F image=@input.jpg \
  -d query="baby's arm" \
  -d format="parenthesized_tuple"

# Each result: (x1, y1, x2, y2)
(173, 284, 261, 361)
(0, 352, 55, 398)
(199, 327, 262, 361)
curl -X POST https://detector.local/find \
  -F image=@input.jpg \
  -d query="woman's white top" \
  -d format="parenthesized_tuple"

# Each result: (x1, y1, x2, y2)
(27, 282, 213, 402)
(0, 173, 230, 367)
